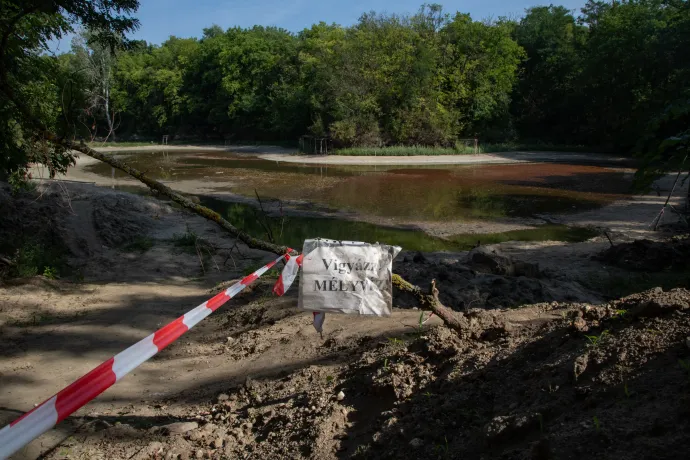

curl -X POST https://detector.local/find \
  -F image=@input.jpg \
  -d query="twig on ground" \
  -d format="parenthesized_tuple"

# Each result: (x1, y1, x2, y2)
(604, 231, 615, 247)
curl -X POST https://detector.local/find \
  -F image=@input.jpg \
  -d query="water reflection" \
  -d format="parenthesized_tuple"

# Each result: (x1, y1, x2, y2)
(86, 150, 632, 223)
(199, 197, 600, 252)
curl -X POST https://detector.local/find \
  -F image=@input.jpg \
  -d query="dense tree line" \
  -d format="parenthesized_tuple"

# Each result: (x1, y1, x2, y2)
(2, 1, 690, 183)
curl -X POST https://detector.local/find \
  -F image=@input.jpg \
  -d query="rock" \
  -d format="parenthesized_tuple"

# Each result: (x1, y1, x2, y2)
(468, 246, 540, 278)
(409, 438, 424, 448)
(164, 421, 199, 435)
(483, 413, 540, 440)
(211, 437, 224, 449)
(573, 354, 589, 381)
(226, 337, 234, 343)
(217, 393, 230, 402)
(194, 450, 204, 459)
(188, 429, 204, 441)
(201, 423, 217, 433)
(413, 252, 427, 263)
(148, 442, 165, 455)
(572, 317, 589, 332)
(337, 391, 345, 401)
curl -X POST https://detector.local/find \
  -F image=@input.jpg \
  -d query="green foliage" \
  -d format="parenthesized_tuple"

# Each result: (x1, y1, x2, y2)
(0, 0, 140, 178)
(585, 330, 610, 347)
(334, 142, 597, 155)
(335, 145, 468, 156)
(43, 266, 59, 279)
(3, 0, 690, 188)
(172, 229, 200, 253)
(12, 242, 66, 279)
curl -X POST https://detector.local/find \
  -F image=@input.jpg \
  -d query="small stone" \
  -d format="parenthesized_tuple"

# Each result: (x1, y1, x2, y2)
(194, 450, 204, 459)
(226, 337, 234, 343)
(217, 393, 230, 402)
(148, 442, 164, 454)
(201, 423, 217, 433)
(211, 437, 224, 449)
(409, 438, 424, 448)
(188, 430, 203, 441)
(573, 354, 589, 381)
(337, 391, 345, 401)
(164, 421, 199, 435)
(572, 317, 588, 332)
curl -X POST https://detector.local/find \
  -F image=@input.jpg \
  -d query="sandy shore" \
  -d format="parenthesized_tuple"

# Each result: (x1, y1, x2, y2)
(88, 144, 631, 166)
(256, 150, 632, 166)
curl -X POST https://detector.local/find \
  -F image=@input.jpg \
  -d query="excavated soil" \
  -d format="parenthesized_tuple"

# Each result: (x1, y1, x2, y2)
(36, 287, 690, 460)
(595, 237, 690, 272)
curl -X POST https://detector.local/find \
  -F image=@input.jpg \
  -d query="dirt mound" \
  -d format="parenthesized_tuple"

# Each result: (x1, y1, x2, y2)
(91, 193, 172, 247)
(43, 287, 690, 459)
(394, 250, 600, 310)
(594, 237, 690, 272)
(0, 184, 71, 279)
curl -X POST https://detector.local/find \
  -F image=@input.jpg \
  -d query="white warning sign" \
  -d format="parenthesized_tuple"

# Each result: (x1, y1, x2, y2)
(298, 239, 401, 316)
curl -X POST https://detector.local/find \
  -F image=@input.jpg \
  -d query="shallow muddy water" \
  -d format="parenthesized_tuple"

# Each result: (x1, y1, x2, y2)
(89, 150, 631, 250)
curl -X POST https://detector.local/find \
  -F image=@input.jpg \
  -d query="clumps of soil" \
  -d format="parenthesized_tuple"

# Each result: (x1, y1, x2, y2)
(92, 194, 162, 247)
(395, 247, 600, 310)
(48, 288, 690, 459)
(594, 237, 690, 272)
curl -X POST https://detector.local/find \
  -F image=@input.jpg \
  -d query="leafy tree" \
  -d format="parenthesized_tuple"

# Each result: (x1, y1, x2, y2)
(0, 0, 139, 178)
(511, 5, 587, 143)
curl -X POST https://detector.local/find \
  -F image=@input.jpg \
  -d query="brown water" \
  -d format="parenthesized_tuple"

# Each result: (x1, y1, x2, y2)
(87, 151, 631, 251)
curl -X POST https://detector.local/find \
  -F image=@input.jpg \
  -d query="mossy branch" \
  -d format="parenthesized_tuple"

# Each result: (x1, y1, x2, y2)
(392, 275, 467, 333)
(50, 137, 292, 256)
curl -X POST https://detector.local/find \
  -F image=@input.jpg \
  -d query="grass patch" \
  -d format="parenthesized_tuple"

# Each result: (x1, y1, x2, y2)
(333, 142, 609, 156)
(9, 241, 67, 279)
(334, 145, 473, 156)
(172, 230, 200, 254)
(123, 236, 154, 253)
(447, 225, 600, 250)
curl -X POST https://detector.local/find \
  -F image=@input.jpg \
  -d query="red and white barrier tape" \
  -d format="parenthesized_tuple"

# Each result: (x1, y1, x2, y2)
(0, 252, 288, 459)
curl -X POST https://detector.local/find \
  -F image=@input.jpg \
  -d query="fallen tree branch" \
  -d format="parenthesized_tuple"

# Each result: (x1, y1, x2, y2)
(392, 275, 466, 334)
(52, 137, 292, 256)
